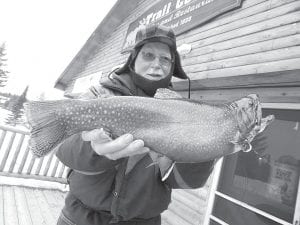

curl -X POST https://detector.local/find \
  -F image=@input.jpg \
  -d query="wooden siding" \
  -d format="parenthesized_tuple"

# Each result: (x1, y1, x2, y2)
(174, 0, 300, 102)
(162, 180, 212, 225)
(65, 0, 300, 97)
(177, 0, 300, 78)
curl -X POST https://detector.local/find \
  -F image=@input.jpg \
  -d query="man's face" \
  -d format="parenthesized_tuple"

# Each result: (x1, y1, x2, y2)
(134, 42, 172, 81)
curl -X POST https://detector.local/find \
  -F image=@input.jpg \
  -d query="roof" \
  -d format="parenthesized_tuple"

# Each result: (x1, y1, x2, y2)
(54, 0, 140, 91)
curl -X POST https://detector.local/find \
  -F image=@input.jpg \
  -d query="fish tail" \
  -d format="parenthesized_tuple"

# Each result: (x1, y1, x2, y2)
(24, 100, 69, 157)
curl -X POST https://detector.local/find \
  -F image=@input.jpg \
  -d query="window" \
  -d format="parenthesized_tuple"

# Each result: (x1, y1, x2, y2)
(209, 109, 300, 225)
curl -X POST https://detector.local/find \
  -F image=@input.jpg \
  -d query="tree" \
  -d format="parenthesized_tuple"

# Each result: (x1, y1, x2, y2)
(0, 42, 9, 87)
(4, 86, 29, 126)
(20, 85, 29, 100)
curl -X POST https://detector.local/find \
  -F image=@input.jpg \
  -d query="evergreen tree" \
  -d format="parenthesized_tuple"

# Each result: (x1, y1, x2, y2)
(0, 43, 9, 87)
(5, 100, 24, 126)
(5, 86, 29, 126)
(20, 85, 29, 100)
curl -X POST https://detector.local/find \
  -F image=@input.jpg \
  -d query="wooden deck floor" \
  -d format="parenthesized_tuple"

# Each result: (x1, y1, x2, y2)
(0, 184, 205, 225)
(0, 185, 66, 225)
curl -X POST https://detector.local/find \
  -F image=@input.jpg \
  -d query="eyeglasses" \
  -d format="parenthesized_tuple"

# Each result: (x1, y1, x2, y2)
(141, 51, 173, 67)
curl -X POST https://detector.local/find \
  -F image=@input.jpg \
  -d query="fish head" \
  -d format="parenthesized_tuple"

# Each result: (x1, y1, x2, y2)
(235, 93, 260, 115)
(233, 94, 261, 129)
(231, 94, 275, 153)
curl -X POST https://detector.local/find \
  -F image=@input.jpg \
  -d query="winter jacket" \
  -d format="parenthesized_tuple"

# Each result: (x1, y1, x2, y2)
(56, 72, 214, 225)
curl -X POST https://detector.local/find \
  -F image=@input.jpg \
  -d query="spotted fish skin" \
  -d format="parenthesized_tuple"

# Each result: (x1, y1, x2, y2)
(25, 93, 274, 161)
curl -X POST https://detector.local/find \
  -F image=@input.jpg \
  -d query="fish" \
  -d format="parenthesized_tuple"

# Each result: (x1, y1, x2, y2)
(24, 88, 274, 162)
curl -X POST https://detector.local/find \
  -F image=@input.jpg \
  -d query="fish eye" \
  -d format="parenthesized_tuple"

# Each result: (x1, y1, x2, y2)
(248, 99, 254, 107)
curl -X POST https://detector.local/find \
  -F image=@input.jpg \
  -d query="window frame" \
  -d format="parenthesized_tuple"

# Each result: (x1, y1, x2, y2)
(203, 103, 300, 225)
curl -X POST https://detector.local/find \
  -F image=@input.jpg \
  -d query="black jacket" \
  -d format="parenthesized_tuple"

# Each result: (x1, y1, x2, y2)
(56, 73, 214, 224)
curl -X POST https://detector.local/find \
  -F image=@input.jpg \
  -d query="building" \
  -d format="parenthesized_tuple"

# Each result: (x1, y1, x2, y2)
(54, 0, 300, 224)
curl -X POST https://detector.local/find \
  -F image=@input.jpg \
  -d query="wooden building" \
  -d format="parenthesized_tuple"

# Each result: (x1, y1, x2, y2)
(54, 0, 300, 224)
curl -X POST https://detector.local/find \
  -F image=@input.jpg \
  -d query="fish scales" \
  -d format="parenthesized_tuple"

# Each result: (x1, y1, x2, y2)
(63, 97, 237, 162)
(24, 92, 274, 162)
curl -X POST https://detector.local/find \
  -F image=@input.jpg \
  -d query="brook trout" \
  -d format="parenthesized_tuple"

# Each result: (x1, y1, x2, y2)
(24, 89, 274, 161)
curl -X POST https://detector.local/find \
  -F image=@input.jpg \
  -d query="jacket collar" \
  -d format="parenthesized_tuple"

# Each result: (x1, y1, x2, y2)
(101, 72, 150, 97)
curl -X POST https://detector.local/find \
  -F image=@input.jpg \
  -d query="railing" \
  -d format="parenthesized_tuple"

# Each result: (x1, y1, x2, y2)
(0, 124, 68, 184)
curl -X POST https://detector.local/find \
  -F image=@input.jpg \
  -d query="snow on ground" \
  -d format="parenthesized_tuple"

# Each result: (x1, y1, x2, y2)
(0, 175, 69, 192)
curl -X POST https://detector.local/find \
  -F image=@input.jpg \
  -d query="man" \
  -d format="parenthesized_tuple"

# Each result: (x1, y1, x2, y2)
(56, 24, 214, 225)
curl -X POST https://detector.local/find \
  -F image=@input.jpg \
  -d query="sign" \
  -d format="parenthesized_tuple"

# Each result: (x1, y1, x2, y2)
(122, 0, 242, 52)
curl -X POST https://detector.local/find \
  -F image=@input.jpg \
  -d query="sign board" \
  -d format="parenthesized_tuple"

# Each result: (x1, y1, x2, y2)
(122, 0, 242, 52)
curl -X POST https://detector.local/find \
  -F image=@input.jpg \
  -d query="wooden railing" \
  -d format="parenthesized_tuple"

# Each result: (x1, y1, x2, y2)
(0, 124, 68, 184)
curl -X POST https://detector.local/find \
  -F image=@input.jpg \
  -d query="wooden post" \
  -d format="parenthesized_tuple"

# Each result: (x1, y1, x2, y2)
(0, 130, 7, 150)
(0, 133, 16, 171)
(18, 146, 30, 174)
(26, 155, 36, 175)
(43, 152, 55, 176)
(51, 158, 60, 177)
(35, 157, 45, 175)
(9, 134, 25, 173)
(57, 164, 66, 178)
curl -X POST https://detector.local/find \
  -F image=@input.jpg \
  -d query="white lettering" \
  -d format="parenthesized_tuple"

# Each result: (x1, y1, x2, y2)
(145, 13, 154, 25)
(176, 0, 184, 9)
(154, 10, 163, 21)
(170, 21, 179, 29)
(166, 2, 172, 15)
(138, 2, 173, 25)
(179, 16, 192, 25)
(159, 13, 173, 25)
(162, 4, 167, 16)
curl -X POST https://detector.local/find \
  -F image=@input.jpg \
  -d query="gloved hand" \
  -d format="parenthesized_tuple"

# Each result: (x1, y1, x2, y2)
(81, 128, 150, 160)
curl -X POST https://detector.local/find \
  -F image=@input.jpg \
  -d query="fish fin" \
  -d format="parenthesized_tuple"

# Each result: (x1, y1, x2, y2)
(146, 162, 159, 168)
(154, 88, 183, 99)
(148, 150, 163, 161)
(161, 162, 175, 181)
(148, 151, 175, 181)
(146, 151, 161, 168)
(24, 100, 69, 157)
(146, 158, 175, 181)
(160, 159, 175, 181)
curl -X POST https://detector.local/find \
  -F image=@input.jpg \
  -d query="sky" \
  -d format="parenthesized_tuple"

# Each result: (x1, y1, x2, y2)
(0, 0, 117, 100)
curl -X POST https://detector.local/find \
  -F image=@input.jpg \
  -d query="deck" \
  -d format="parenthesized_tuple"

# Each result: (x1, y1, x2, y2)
(0, 124, 69, 225)
(0, 124, 209, 225)
(0, 183, 208, 225)
(0, 185, 66, 225)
